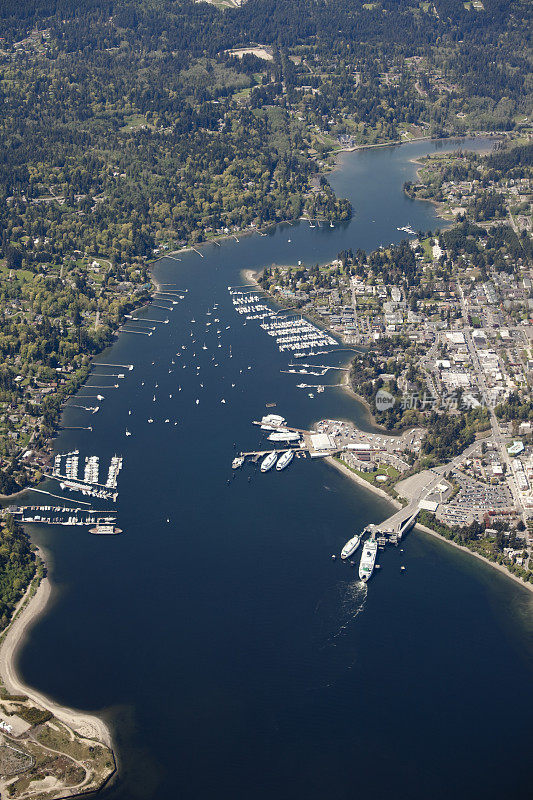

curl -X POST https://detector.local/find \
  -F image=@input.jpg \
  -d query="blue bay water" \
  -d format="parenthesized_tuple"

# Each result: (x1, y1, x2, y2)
(18, 139, 533, 799)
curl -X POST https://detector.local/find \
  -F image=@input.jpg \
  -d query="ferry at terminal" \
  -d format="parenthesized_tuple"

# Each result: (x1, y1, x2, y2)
(341, 533, 361, 560)
(359, 538, 378, 581)
(276, 450, 294, 471)
(260, 451, 278, 472)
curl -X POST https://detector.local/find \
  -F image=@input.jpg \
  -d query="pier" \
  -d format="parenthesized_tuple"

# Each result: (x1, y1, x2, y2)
(368, 462, 457, 543)
(369, 508, 419, 546)
(239, 447, 307, 461)
(29, 488, 91, 504)
(249, 422, 341, 459)
(92, 363, 133, 370)
(61, 425, 92, 431)
(289, 362, 349, 372)
(125, 315, 169, 324)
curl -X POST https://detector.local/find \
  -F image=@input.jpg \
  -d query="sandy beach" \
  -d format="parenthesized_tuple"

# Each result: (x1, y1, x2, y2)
(0, 571, 113, 746)
(325, 455, 402, 509)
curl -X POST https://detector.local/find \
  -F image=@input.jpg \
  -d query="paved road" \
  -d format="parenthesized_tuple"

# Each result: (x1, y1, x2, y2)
(380, 438, 485, 532)
(457, 282, 525, 519)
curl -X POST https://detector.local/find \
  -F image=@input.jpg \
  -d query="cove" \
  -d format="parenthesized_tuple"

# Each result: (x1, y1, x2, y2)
(17, 138, 533, 800)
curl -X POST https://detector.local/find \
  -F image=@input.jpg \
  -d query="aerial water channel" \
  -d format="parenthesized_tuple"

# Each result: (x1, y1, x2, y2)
(18, 138, 533, 799)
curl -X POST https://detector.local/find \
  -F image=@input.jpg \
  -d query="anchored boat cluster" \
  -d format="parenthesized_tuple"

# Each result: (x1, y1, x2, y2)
(6, 450, 125, 535)
(229, 287, 337, 357)
(50, 450, 123, 502)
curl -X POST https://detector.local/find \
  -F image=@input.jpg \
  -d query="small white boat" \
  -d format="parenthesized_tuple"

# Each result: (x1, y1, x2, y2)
(260, 451, 278, 472)
(125, 429, 131, 436)
(232, 456, 244, 469)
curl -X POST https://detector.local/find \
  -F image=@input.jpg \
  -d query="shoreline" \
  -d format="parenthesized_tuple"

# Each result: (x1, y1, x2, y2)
(0, 560, 113, 748)
(327, 453, 533, 595)
(414, 521, 533, 595)
(333, 130, 507, 157)
(0, 127, 520, 788)
(244, 256, 532, 595)
(244, 266, 397, 436)
(0, 269, 161, 505)
(166, 132, 504, 265)
(325, 455, 402, 509)
(404, 138, 497, 225)
(340, 371, 403, 434)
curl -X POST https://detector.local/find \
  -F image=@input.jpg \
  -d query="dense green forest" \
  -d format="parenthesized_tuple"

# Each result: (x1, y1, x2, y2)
(0, 515, 37, 630)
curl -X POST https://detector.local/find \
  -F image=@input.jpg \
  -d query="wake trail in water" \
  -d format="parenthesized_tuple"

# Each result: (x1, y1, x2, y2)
(320, 579, 368, 649)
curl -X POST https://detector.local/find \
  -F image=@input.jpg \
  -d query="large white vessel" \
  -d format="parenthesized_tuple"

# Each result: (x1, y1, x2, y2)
(276, 450, 294, 471)
(268, 430, 300, 443)
(358, 538, 378, 581)
(341, 533, 361, 560)
(260, 413, 286, 430)
(260, 451, 278, 472)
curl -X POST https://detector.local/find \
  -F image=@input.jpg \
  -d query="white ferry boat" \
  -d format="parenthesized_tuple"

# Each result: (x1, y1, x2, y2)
(276, 450, 294, 471)
(260, 451, 278, 472)
(341, 533, 361, 560)
(359, 538, 378, 581)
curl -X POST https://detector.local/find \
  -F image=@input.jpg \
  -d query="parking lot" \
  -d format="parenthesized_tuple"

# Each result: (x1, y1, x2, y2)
(437, 470, 514, 524)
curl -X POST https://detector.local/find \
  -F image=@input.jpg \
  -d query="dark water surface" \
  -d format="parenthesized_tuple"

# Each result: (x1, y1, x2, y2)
(20, 139, 533, 800)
